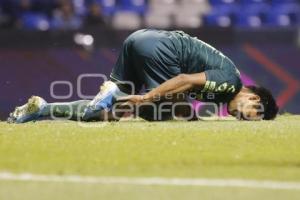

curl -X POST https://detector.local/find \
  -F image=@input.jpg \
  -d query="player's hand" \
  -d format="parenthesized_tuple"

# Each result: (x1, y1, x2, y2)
(117, 95, 145, 106)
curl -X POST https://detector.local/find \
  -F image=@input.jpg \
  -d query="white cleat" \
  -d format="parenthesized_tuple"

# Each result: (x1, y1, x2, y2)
(7, 96, 47, 123)
(82, 81, 127, 120)
(88, 81, 119, 110)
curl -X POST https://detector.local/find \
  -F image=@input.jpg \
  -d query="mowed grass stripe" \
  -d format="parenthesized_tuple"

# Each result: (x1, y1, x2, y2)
(1, 172, 300, 190)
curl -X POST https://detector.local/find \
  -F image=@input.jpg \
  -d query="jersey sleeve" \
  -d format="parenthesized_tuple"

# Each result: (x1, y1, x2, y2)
(204, 68, 241, 93)
(194, 68, 242, 103)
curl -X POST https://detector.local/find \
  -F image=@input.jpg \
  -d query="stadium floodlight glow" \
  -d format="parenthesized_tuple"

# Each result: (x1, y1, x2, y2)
(74, 33, 94, 46)
(82, 35, 94, 46)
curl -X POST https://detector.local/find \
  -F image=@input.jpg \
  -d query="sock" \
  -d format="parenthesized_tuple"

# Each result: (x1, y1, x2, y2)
(40, 100, 90, 121)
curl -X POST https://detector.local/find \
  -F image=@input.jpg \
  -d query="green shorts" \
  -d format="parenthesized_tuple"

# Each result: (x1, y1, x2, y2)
(110, 29, 181, 94)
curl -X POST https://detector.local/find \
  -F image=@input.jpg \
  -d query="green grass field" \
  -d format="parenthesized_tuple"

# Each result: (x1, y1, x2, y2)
(0, 115, 300, 200)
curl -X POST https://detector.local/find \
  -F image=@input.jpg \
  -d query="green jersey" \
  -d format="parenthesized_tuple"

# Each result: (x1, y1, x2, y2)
(111, 29, 242, 103)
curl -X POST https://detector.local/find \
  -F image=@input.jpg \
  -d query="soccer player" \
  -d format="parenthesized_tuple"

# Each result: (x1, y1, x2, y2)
(8, 29, 278, 123)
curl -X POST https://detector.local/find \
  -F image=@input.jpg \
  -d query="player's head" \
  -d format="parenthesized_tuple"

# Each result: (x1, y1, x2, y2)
(228, 85, 278, 120)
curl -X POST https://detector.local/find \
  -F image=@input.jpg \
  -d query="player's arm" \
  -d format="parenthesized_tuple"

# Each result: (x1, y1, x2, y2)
(118, 73, 206, 104)
(143, 73, 206, 101)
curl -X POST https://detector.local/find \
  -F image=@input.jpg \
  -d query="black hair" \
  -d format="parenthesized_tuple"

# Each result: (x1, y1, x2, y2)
(245, 85, 279, 120)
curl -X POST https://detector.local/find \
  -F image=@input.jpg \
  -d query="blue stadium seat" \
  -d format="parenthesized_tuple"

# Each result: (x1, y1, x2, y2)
(209, 0, 238, 5)
(204, 5, 239, 27)
(70, 0, 87, 16)
(266, 3, 300, 26)
(21, 13, 50, 30)
(240, 0, 268, 5)
(235, 3, 270, 27)
(271, 0, 298, 5)
(96, 0, 118, 16)
(119, 0, 147, 14)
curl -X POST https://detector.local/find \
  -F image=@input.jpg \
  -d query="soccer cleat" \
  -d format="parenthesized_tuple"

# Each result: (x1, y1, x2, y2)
(82, 81, 126, 120)
(7, 96, 47, 123)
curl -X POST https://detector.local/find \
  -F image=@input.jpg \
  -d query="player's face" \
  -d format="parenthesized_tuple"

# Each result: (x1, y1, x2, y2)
(228, 92, 263, 120)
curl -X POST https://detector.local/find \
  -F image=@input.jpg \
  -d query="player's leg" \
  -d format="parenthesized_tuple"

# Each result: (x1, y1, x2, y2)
(7, 96, 90, 123)
(41, 100, 90, 120)
(7, 96, 121, 123)
(82, 32, 143, 121)
(45, 100, 122, 121)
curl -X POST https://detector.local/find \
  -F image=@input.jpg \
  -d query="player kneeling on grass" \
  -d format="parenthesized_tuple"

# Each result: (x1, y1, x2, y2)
(7, 29, 278, 123)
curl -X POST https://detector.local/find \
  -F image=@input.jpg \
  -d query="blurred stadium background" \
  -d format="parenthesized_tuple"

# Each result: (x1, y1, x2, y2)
(0, 0, 300, 120)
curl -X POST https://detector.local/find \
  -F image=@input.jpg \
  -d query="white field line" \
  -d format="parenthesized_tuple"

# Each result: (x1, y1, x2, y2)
(1, 172, 300, 190)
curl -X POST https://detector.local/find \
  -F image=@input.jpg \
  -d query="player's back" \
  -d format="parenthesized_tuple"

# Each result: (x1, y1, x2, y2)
(169, 30, 238, 75)
(125, 29, 238, 76)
